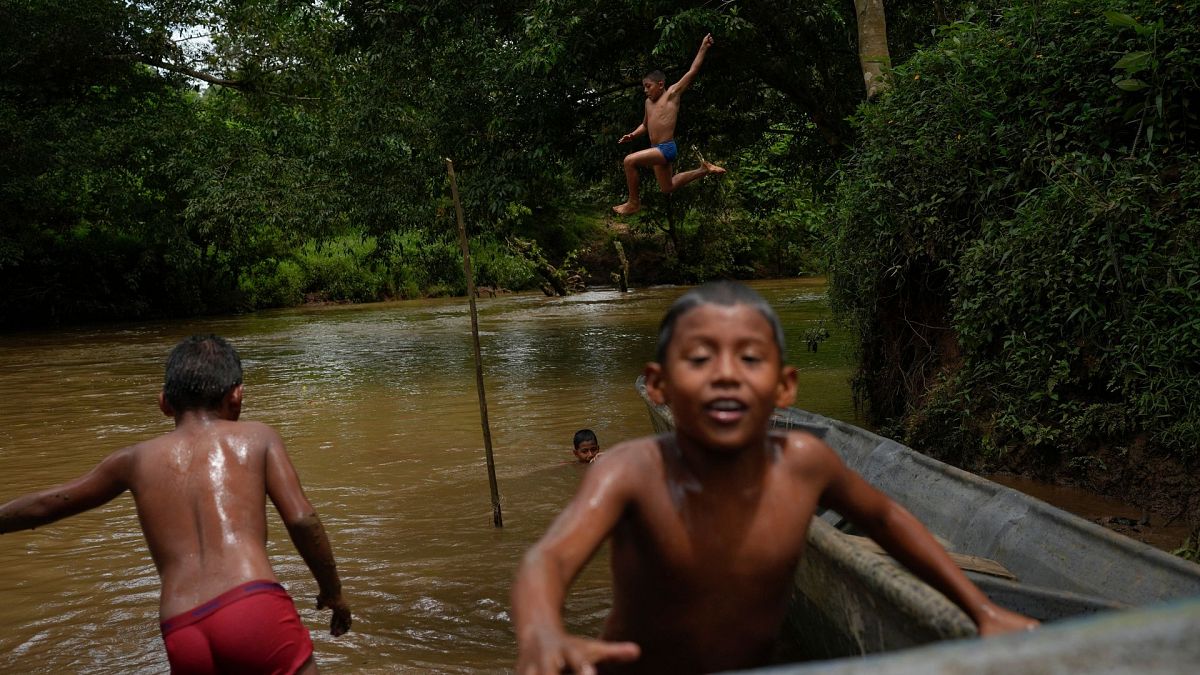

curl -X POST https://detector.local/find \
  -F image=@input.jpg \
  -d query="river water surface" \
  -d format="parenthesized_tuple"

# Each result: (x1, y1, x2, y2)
(0, 278, 856, 673)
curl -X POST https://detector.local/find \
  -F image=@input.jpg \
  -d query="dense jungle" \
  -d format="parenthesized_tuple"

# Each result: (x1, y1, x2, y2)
(2, 1, 1198, 544)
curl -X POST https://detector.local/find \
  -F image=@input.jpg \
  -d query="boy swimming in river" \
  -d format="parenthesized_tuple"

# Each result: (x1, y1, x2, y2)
(572, 429, 601, 464)
(612, 33, 726, 216)
(511, 282, 1037, 674)
(0, 335, 351, 674)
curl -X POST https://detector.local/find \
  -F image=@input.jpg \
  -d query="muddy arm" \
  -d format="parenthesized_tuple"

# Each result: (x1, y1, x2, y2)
(512, 450, 641, 673)
(265, 431, 352, 635)
(0, 450, 129, 534)
(283, 511, 351, 635)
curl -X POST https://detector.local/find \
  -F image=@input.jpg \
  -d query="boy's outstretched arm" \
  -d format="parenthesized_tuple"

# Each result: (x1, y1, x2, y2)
(0, 449, 130, 534)
(618, 122, 646, 144)
(264, 432, 352, 636)
(816, 442, 1039, 637)
(670, 33, 714, 95)
(620, 110, 649, 144)
(512, 452, 641, 675)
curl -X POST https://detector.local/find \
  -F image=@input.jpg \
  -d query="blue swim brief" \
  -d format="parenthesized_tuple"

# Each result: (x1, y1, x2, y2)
(654, 140, 678, 163)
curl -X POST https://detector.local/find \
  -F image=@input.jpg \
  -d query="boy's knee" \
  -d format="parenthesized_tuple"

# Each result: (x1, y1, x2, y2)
(623, 155, 640, 169)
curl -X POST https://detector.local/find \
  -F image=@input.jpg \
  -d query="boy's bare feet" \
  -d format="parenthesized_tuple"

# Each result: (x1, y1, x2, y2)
(613, 201, 641, 215)
(694, 148, 727, 177)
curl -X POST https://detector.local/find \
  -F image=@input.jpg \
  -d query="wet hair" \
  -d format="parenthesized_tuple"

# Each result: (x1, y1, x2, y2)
(643, 70, 666, 84)
(573, 428, 598, 449)
(163, 335, 243, 411)
(655, 281, 786, 363)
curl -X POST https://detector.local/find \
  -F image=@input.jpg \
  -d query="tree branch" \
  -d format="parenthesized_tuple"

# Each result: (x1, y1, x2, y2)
(139, 56, 246, 88)
(104, 53, 247, 89)
(580, 79, 638, 100)
(578, 62, 688, 101)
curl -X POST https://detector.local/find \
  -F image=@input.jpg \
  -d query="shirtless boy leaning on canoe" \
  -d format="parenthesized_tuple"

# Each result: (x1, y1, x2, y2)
(0, 335, 351, 674)
(512, 282, 1037, 675)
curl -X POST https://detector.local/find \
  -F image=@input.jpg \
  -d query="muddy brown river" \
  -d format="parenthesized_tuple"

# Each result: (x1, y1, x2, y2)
(0, 279, 859, 673)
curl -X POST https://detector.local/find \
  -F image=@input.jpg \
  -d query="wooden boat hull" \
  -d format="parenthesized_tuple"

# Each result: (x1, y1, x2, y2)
(635, 377, 1200, 660)
(741, 597, 1200, 674)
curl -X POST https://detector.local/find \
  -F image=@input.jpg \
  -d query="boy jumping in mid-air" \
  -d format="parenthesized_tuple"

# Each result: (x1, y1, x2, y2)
(512, 282, 1037, 674)
(572, 429, 601, 464)
(612, 33, 727, 216)
(0, 335, 351, 674)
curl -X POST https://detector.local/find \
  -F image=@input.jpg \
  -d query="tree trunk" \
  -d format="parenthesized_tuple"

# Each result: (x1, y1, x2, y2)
(665, 196, 681, 261)
(854, 0, 891, 99)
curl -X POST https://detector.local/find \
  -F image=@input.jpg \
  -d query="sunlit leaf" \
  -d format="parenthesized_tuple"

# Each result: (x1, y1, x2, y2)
(1113, 51, 1151, 72)
(1104, 11, 1139, 28)
(1114, 78, 1149, 91)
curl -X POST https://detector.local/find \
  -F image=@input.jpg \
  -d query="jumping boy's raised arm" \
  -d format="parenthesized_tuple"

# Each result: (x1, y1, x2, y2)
(669, 33, 714, 96)
(0, 449, 131, 534)
(263, 427, 352, 636)
(812, 438, 1038, 636)
(512, 448, 643, 675)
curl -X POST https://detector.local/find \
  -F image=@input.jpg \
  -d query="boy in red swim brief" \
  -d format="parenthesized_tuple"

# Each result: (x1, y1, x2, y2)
(1, 335, 352, 673)
(162, 580, 314, 674)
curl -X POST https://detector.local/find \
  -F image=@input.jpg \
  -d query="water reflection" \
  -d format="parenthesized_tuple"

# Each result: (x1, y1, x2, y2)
(0, 278, 854, 673)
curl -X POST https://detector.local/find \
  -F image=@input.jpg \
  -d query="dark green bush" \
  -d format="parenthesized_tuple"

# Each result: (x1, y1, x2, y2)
(239, 259, 305, 309)
(471, 239, 538, 291)
(381, 230, 466, 298)
(295, 237, 387, 303)
(830, 0, 1200, 462)
(732, 135, 830, 277)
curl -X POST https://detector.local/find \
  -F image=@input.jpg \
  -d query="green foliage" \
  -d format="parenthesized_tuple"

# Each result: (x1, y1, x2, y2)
(674, 207, 755, 282)
(830, 0, 1200, 463)
(239, 259, 306, 308)
(2, 0, 971, 327)
(296, 237, 387, 303)
(379, 230, 465, 298)
(471, 239, 539, 291)
(0, 2, 212, 322)
(730, 134, 831, 277)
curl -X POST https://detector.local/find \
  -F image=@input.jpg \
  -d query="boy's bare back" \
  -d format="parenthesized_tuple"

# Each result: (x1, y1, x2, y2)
(122, 417, 302, 618)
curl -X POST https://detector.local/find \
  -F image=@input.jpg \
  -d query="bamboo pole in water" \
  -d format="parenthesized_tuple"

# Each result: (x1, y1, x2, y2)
(445, 158, 504, 528)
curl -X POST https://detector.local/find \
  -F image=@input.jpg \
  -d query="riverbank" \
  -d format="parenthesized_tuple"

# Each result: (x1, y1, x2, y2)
(987, 473, 1193, 555)
(986, 444, 1199, 557)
